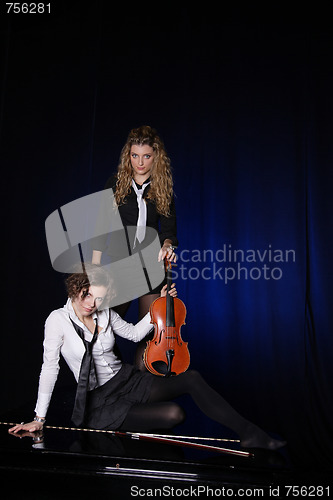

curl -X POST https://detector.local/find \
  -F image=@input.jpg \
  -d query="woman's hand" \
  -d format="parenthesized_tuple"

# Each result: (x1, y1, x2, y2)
(160, 283, 177, 298)
(158, 242, 177, 263)
(9, 420, 44, 434)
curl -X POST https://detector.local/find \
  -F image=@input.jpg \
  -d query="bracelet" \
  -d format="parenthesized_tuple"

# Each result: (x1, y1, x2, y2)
(34, 416, 46, 424)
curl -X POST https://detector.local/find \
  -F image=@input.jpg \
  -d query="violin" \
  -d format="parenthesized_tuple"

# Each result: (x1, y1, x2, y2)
(143, 258, 190, 376)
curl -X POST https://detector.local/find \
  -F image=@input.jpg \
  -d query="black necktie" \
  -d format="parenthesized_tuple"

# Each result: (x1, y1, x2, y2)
(70, 318, 99, 427)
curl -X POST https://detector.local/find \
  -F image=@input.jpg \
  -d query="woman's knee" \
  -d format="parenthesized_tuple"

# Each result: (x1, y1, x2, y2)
(166, 403, 186, 427)
(182, 369, 203, 386)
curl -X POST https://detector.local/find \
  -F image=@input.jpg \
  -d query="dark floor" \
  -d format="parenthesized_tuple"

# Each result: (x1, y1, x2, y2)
(1, 385, 332, 499)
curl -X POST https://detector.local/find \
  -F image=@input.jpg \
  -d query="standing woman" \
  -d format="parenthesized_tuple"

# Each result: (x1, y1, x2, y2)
(92, 126, 178, 369)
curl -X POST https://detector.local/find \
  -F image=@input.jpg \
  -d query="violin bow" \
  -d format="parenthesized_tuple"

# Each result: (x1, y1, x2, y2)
(2, 422, 252, 458)
(137, 431, 240, 443)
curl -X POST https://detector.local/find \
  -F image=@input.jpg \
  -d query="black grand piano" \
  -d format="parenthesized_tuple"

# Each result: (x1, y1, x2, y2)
(1, 394, 331, 500)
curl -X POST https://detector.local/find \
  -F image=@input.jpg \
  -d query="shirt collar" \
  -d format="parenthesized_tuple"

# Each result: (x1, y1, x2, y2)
(133, 177, 151, 189)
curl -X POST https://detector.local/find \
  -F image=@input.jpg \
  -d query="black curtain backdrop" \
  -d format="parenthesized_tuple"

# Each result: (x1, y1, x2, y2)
(1, 2, 332, 471)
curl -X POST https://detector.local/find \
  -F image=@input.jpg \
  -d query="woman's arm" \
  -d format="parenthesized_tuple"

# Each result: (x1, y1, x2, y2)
(91, 176, 118, 264)
(9, 311, 64, 434)
(158, 195, 178, 262)
(111, 284, 177, 343)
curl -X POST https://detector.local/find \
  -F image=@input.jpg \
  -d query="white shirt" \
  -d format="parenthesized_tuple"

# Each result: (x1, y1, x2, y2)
(34, 298, 152, 418)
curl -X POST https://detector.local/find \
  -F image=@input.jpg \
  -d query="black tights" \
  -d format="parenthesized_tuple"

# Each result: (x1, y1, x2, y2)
(120, 370, 254, 441)
(119, 370, 286, 449)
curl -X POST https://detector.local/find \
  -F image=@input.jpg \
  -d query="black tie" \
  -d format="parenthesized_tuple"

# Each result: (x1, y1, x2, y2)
(70, 318, 99, 426)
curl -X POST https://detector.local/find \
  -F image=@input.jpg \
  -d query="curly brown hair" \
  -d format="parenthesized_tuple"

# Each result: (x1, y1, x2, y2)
(65, 264, 114, 305)
(115, 125, 174, 216)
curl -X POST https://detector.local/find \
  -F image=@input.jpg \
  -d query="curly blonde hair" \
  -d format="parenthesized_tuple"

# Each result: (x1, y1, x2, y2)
(115, 125, 174, 217)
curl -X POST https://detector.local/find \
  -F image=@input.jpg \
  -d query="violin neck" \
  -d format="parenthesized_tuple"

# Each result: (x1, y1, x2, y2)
(166, 267, 175, 327)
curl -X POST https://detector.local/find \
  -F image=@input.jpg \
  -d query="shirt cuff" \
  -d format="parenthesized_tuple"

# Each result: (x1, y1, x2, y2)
(134, 312, 153, 341)
(34, 392, 51, 419)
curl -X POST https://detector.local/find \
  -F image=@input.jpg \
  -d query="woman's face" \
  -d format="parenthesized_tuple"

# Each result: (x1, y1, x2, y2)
(72, 285, 107, 317)
(130, 144, 154, 181)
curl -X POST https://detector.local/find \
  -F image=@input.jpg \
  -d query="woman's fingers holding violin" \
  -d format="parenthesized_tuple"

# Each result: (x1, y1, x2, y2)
(158, 248, 165, 262)
(169, 254, 177, 263)
(167, 248, 177, 262)
(160, 283, 177, 298)
(158, 246, 177, 263)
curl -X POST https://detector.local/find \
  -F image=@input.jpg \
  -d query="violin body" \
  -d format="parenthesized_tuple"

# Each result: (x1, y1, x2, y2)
(143, 260, 190, 376)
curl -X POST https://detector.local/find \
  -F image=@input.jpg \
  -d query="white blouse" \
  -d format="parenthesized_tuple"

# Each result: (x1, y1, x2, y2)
(34, 298, 152, 418)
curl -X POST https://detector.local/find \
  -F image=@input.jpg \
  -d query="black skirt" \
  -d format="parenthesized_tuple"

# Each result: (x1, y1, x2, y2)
(85, 364, 155, 430)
